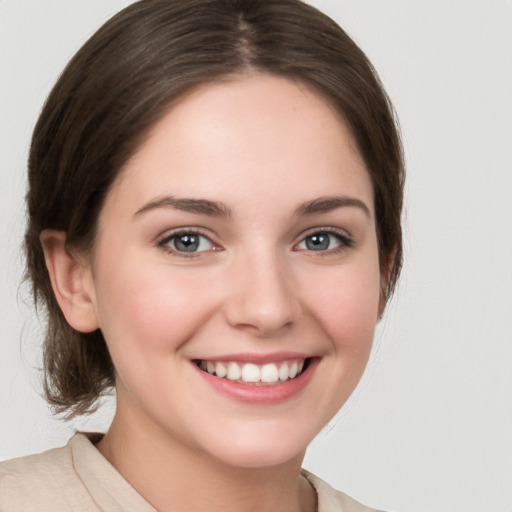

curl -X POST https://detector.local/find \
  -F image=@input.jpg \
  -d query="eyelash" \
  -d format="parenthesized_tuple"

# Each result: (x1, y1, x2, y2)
(157, 229, 219, 258)
(294, 227, 355, 255)
(157, 227, 355, 258)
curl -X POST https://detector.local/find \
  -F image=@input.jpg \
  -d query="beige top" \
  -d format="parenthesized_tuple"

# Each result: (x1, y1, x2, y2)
(0, 434, 380, 512)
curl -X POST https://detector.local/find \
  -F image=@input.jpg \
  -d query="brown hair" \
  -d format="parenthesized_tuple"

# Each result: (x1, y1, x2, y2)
(25, 0, 404, 417)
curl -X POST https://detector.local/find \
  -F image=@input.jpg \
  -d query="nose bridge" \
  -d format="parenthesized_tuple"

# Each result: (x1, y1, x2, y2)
(224, 243, 301, 336)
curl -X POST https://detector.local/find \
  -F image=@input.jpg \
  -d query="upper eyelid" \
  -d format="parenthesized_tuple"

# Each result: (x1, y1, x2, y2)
(296, 226, 353, 241)
(154, 225, 354, 248)
(157, 227, 216, 244)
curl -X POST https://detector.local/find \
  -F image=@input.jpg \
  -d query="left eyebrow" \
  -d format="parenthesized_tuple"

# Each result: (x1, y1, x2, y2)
(294, 196, 371, 218)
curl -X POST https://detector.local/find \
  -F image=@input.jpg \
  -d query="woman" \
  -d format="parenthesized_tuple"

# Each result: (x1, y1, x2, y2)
(0, 1, 404, 510)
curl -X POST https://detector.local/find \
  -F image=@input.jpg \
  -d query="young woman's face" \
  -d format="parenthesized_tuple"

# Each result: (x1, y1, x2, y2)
(85, 75, 382, 468)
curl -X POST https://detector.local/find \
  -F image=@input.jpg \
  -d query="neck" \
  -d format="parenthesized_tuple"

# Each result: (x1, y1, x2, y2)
(96, 410, 316, 512)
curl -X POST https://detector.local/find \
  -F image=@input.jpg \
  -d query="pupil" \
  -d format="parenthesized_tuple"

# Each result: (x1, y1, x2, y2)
(175, 234, 199, 252)
(306, 234, 329, 251)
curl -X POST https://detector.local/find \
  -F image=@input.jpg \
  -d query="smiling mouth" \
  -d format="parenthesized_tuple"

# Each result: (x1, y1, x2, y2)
(194, 358, 310, 385)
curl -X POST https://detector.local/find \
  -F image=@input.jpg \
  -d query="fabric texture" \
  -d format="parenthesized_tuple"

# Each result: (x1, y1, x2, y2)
(0, 433, 380, 512)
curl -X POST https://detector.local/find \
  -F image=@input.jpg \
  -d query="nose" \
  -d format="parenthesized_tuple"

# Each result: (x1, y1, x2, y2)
(223, 250, 302, 337)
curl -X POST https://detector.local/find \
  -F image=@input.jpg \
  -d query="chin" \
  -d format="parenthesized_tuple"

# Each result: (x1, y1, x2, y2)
(216, 445, 304, 469)
(201, 428, 310, 469)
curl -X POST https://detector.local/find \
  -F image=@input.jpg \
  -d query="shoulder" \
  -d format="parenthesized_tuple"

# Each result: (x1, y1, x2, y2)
(302, 470, 386, 512)
(0, 434, 101, 511)
(0, 433, 155, 512)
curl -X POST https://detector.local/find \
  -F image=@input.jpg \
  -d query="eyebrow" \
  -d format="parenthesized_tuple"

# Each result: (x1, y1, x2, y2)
(134, 196, 231, 218)
(294, 196, 371, 218)
(133, 194, 370, 220)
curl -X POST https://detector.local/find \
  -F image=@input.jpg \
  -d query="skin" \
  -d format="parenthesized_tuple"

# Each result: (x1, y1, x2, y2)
(42, 74, 384, 512)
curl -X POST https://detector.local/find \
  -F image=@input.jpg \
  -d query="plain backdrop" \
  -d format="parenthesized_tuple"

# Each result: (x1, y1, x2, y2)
(1, 1, 511, 511)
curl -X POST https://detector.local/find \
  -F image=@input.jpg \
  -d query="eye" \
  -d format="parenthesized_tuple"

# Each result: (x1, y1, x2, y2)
(159, 231, 215, 253)
(296, 230, 353, 252)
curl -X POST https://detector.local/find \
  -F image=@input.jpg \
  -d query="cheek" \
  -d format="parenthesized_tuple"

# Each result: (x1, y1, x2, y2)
(93, 257, 218, 357)
(304, 260, 381, 353)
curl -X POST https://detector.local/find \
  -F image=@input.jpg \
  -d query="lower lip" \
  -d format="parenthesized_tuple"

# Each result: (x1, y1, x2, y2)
(193, 359, 318, 405)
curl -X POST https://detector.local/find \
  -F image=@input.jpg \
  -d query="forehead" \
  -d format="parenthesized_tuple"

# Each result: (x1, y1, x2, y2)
(105, 74, 373, 217)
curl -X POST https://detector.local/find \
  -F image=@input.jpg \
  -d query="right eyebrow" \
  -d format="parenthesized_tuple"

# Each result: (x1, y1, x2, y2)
(133, 196, 231, 219)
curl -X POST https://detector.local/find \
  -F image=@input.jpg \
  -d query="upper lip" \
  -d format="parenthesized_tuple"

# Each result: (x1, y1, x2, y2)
(192, 352, 314, 364)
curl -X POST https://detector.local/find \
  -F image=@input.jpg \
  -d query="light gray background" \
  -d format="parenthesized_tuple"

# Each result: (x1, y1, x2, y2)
(1, 1, 511, 511)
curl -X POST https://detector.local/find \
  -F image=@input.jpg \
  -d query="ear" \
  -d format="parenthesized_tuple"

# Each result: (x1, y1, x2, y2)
(378, 245, 398, 318)
(40, 230, 99, 333)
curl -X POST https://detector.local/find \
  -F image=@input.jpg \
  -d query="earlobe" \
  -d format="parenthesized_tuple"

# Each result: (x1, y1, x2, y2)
(40, 230, 99, 333)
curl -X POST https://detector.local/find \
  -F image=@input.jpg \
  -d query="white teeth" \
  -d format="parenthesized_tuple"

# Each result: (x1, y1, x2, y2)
(261, 363, 279, 383)
(241, 363, 260, 383)
(198, 358, 307, 384)
(278, 362, 289, 381)
(215, 362, 227, 378)
(227, 361, 242, 381)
